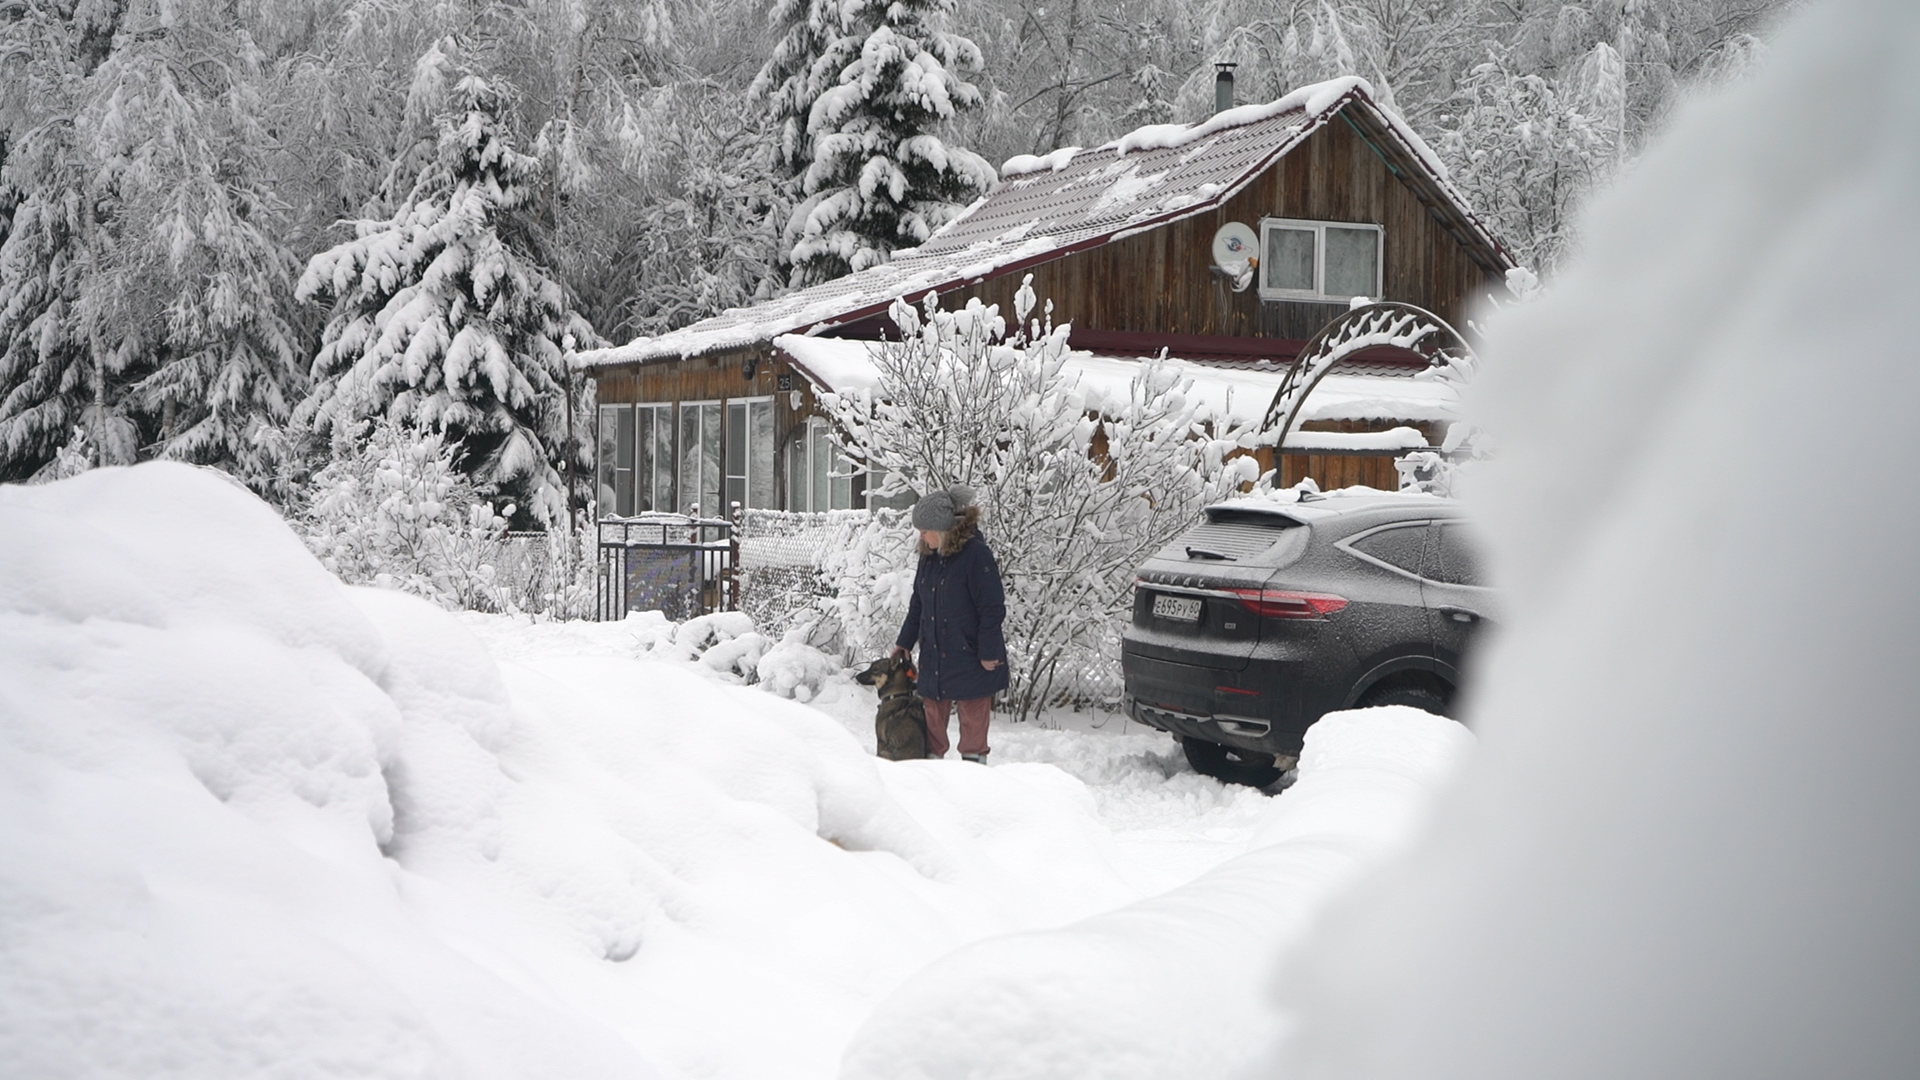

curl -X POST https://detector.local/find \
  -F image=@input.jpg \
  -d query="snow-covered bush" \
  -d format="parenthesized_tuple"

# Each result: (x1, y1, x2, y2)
(652, 611, 771, 681)
(300, 419, 512, 612)
(822, 279, 1263, 720)
(755, 637, 841, 701)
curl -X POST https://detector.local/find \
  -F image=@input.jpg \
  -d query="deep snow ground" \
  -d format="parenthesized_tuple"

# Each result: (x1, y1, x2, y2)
(0, 463, 1473, 1080)
(460, 611, 1278, 898)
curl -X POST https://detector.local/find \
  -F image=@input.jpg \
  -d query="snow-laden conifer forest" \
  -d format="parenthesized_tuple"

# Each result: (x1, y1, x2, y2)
(1, 0, 1791, 510)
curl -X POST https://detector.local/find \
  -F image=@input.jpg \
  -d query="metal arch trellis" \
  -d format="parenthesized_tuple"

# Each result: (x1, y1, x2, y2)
(1260, 301, 1477, 486)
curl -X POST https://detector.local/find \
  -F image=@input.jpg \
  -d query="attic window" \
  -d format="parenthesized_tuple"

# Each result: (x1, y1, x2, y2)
(1258, 218, 1382, 302)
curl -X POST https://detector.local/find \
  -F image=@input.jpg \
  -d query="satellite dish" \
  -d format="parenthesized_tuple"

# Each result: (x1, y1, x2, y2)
(1212, 221, 1259, 270)
(1212, 222, 1259, 292)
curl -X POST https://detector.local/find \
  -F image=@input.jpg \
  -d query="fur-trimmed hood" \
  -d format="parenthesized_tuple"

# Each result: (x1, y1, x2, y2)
(918, 504, 981, 558)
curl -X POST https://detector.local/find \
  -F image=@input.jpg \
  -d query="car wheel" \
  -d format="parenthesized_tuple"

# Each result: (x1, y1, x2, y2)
(1181, 736, 1284, 788)
(1356, 682, 1450, 716)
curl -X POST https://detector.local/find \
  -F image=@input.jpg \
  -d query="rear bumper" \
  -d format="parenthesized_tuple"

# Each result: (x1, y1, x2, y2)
(1123, 648, 1322, 757)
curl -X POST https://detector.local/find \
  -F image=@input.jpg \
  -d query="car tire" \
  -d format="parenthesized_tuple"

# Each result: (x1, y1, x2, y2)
(1181, 736, 1285, 788)
(1356, 682, 1450, 716)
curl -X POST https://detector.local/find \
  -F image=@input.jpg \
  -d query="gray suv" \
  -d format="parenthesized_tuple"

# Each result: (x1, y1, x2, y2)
(1123, 493, 1496, 787)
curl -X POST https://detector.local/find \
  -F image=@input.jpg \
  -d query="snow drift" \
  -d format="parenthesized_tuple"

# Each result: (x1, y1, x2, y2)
(0, 462, 1143, 1079)
(839, 708, 1472, 1080)
(1266, 0, 1920, 1077)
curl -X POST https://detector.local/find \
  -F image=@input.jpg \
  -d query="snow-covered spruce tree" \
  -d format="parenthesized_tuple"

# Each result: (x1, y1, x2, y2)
(1, 0, 308, 490)
(0, 0, 142, 481)
(822, 279, 1263, 720)
(296, 63, 598, 526)
(752, 0, 862, 185)
(789, 0, 995, 286)
(107, 42, 306, 497)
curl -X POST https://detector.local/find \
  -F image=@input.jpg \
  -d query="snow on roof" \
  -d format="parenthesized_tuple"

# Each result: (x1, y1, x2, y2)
(575, 78, 1506, 372)
(773, 334, 1460, 429)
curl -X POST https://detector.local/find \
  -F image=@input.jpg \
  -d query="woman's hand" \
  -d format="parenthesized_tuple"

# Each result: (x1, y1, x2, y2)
(981, 659, 1002, 671)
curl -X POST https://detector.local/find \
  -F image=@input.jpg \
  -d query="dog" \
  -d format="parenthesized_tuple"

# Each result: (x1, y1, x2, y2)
(854, 654, 929, 761)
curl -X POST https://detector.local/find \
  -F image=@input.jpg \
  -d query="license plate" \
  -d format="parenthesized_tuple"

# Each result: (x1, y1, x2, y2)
(1151, 594, 1202, 622)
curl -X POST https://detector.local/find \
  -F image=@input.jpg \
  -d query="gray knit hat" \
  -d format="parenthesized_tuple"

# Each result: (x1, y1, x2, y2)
(911, 485, 975, 531)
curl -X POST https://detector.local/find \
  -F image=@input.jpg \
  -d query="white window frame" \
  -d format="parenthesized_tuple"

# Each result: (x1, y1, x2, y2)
(634, 403, 673, 513)
(724, 396, 777, 513)
(1257, 217, 1384, 303)
(679, 399, 723, 517)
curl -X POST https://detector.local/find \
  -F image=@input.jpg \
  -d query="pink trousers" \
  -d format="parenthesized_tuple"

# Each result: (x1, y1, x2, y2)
(921, 696, 992, 757)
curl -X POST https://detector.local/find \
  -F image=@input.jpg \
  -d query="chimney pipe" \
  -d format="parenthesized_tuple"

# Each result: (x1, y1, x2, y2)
(1214, 62, 1237, 115)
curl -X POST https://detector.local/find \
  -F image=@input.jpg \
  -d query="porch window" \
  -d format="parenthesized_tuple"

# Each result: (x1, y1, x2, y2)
(596, 403, 674, 515)
(679, 401, 722, 516)
(788, 418, 856, 512)
(1258, 218, 1382, 302)
(725, 397, 776, 512)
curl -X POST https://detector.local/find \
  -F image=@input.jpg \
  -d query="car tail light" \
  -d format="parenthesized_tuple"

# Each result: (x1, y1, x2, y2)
(1229, 588, 1349, 619)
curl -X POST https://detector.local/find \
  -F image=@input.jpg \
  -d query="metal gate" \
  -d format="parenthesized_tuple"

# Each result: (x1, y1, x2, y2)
(596, 515, 736, 621)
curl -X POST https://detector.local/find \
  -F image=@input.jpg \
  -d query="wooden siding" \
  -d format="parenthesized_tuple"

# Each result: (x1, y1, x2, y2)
(938, 115, 1497, 340)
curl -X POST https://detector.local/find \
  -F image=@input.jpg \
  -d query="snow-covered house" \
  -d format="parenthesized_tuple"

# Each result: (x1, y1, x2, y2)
(574, 77, 1514, 516)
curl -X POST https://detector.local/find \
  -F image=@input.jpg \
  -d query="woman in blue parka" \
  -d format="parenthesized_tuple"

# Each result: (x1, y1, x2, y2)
(891, 485, 1008, 761)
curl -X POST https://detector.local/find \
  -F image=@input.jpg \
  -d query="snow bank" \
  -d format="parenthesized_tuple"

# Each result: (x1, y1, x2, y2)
(839, 708, 1473, 1080)
(1265, 1, 1920, 1077)
(0, 462, 1198, 1080)
(0, 463, 655, 1080)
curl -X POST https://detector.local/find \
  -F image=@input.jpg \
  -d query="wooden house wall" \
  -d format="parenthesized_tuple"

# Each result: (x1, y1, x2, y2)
(938, 114, 1499, 342)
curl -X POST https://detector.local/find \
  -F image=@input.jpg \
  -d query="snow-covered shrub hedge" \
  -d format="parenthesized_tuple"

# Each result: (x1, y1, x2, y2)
(300, 419, 514, 611)
(297, 418, 599, 618)
(822, 279, 1264, 721)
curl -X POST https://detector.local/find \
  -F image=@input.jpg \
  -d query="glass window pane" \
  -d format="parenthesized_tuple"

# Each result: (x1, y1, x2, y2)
(597, 406, 620, 516)
(725, 402, 746, 487)
(749, 401, 774, 509)
(679, 405, 700, 515)
(630, 407, 648, 513)
(1265, 226, 1315, 292)
(701, 403, 722, 517)
(1324, 226, 1379, 298)
(615, 407, 635, 472)
(789, 430, 809, 511)
(1350, 524, 1430, 575)
(612, 407, 635, 515)
(1431, 524, 1486, 586)
(653, 407, 675, 513)
(830, 445, 853, 510)
(811, 423, 830, 513)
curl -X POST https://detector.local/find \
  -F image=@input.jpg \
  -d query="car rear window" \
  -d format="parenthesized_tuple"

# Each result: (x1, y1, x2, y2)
(1159, 510, 1304, 563)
